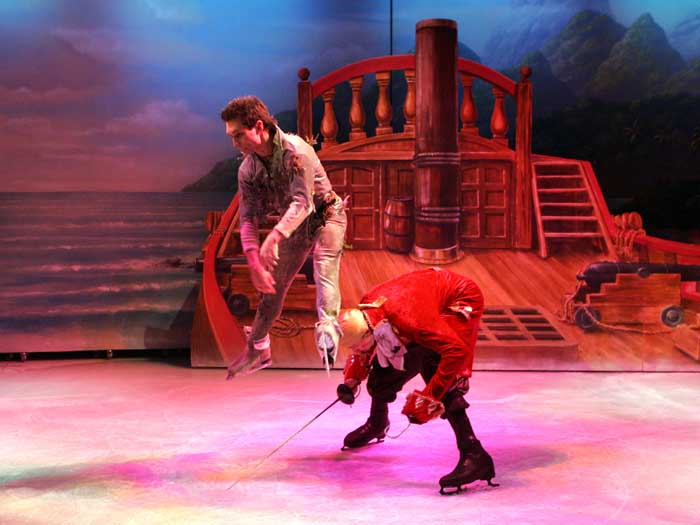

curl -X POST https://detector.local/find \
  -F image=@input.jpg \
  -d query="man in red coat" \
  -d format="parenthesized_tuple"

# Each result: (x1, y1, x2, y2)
(337, 267, 497, 494)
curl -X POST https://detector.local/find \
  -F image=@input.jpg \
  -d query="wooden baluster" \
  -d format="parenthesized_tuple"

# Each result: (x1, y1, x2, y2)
(490, 87, 508, 144)
(321, 87, 338, 148)
(375, 71, 393, 135)
(297, 67, 313, 144)
(459, 72, 478, 137)
(349, 76, 366, 141)
(403, 69, 416, 134)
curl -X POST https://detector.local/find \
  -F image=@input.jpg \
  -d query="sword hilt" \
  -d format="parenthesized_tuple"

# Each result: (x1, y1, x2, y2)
(337, 379, 359, 405)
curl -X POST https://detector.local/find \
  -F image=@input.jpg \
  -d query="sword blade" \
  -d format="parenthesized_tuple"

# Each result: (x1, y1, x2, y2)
(227, 397, 341, 490)
(322, 338, 331, 377)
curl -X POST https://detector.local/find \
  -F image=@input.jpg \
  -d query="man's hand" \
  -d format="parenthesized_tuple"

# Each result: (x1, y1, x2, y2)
(244, 248, 276, 294)
(401, 390, 445, 424)
(260, 229, 283, 271)
(250, 264, 276, 294)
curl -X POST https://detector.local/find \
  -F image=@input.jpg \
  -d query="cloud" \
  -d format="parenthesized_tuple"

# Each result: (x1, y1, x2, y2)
(0, 85, 98, 109)
(51, 27, 126, 64)
(145, 0, 203, 23)
(105, 99, 210, 137)
(0, 115, 54, 134)
(0, 114, 134, 161)
(0, 98, 222, 191)
(0, 111, 223, 191)
(51, 26, 210, 65)
(0, 114, 97, 187)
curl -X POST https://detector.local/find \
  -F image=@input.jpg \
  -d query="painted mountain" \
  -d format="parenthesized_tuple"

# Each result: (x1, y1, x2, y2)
(481, 0, 612, 69)
(502, 51, 576, 116)
(585, 13, 685, 102)
(664, 58, 700, 95)
(181, 156, 241, 192)
(669, 9, 700, 61)
(540, 10, 625, 96)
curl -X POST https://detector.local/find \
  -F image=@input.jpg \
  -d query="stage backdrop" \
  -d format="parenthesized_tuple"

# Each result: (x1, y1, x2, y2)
(1, 0, 698, 355)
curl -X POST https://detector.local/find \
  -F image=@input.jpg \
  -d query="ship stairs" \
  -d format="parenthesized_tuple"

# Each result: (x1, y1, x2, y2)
(532, 160, 615, 258)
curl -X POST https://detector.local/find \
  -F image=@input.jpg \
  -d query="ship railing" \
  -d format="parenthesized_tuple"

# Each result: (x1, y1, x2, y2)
(296, 54, 533, 159)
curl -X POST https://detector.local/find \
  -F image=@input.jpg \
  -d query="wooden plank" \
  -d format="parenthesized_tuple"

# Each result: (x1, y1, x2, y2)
(229, 265, 316, 312)
(672, 325, 700, 361)
(540, 202, 593, 208)
(544, 232, 602, 238)
(538, 188, 587, 193)
(514, 70, 532, 250)
(197, 249, 700, 372)
(541, 216, 598, 221)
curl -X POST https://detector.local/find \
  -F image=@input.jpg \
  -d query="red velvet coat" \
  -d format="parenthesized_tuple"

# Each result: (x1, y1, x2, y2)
(359, 268, 484, 401)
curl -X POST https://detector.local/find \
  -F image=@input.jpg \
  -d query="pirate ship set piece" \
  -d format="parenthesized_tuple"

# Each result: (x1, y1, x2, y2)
(193, 16, 700, 496)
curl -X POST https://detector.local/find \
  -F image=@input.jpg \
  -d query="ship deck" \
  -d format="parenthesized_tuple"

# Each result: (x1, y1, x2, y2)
(263, 247, 700, 372)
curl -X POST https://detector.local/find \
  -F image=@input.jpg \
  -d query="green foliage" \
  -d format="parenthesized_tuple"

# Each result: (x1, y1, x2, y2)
(665, 58, 700, 95)
(533, 94, 700, 238)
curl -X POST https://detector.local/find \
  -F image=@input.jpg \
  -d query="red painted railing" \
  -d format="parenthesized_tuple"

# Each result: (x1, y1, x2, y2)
(456, 58, 516, 96)
(310, 56, 517, 99)
(298, 54, 528, 149)
(582, 161, 700, 301)
(311, 55, 415, 98)
(200, 193, 246, 354)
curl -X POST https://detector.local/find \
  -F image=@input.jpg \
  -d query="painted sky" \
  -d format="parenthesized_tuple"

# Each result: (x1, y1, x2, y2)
(0, 0, 695, 191)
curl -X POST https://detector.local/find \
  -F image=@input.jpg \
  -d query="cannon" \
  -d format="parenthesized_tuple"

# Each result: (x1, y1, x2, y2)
(576, 262, 700, 293)
(566, 262, 700, 330)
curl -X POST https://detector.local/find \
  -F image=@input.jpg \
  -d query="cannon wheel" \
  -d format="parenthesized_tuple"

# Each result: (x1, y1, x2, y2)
(661, 305, 684, 327)
(636, 267, 650, 278)
(574, 306, 601, 331)
(227, 293, 251, 316)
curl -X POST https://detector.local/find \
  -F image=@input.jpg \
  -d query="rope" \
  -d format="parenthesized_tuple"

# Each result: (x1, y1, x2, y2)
(268, 316, 315, 338)
(578, 305, 673, 335)
(559, 264, 674, 335)
(558, 277, 585, 323)
(616, 227, 645, 261)
(385, 421, 412, 439)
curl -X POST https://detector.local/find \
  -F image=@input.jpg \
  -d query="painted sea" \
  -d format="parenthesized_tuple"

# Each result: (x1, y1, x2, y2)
(0, 192, 235, 353)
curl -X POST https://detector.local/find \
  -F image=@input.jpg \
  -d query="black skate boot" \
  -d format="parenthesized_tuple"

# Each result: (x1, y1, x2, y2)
(439, 409, 498, 495)
(439, 441, 498, 495)
(342, 399, 390, 450)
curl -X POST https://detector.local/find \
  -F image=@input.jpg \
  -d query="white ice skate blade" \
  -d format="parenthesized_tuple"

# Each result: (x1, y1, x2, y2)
(239, 358, 272, 376)
(226, 356, 272, 380)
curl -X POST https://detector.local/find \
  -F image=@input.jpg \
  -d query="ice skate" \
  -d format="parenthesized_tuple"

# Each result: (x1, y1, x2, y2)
(226, 332, 272, 380)
(342, 418, 390, 449)
(438, 443, 498, 495)
(315, 322, 339, 370)
(342, 399, 389, 449)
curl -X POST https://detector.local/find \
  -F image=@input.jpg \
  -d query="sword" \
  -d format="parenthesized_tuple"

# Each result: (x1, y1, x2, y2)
(227, 396, 341, 490)
(321, 337, 331, 377)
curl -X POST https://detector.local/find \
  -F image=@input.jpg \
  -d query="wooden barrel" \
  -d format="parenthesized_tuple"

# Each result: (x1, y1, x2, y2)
(383, 198, 414, 253)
